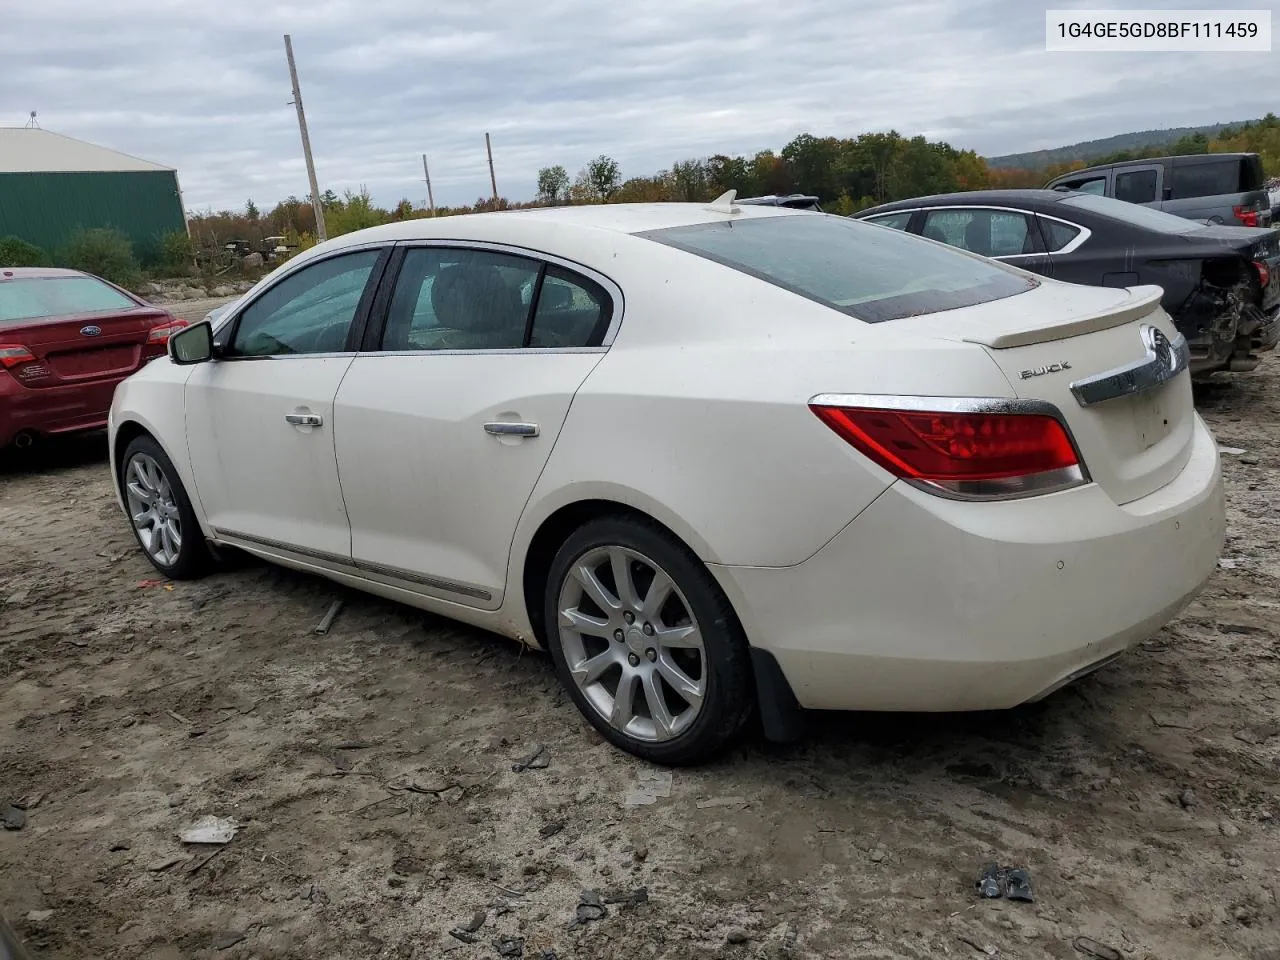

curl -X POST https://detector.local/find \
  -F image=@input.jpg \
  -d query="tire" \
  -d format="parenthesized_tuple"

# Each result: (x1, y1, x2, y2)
(120, 434, 212, 580)
(543, 515, 754, 764)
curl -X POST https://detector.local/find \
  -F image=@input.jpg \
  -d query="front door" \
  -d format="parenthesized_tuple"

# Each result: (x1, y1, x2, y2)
(185, 247, 387, 560)
(334, 245, 615, 607)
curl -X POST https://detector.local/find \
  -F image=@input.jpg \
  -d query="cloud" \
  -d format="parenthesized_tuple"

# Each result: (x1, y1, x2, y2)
(2, 0, 1275, 210)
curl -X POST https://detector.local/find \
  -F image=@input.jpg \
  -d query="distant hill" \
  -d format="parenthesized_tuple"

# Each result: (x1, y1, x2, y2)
(986, 120, 1257, 170)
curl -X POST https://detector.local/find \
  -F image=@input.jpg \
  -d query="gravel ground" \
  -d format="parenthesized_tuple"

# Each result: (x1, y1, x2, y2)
(1, 367, 1279, 960)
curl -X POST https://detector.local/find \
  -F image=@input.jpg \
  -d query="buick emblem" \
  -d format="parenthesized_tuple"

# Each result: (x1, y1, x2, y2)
(1143, 325, 1175, 373)
(80, 325, 102, 337)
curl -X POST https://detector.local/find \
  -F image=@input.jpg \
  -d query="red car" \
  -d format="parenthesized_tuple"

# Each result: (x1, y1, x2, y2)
(0, 267, 187, 451)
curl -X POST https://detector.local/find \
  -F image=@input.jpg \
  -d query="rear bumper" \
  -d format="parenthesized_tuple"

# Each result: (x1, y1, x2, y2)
(0, 370, 128, 447)
(713, 415, 1224, 712)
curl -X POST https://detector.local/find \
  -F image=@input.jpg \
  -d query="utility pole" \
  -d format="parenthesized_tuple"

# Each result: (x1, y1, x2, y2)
(422, 154, 436, 216)
(485, 132, 498, 203)
(284, 34, 327, 241)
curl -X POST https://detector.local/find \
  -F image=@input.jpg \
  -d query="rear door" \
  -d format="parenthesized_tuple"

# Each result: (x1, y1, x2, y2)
(1113, 165, 1163, 209)
(333, 244, 616, 608)
(185, 246, 388, 559)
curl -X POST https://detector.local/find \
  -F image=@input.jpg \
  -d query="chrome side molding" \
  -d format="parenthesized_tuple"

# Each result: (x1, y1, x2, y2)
(1069, 325, 1188, 407)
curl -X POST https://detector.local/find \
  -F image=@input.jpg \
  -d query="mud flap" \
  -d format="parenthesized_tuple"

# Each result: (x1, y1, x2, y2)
(750, 647, 806, 743)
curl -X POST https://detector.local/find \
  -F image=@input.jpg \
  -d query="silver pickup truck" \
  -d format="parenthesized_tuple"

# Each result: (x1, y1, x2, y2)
(1045, 153, 1271, 228)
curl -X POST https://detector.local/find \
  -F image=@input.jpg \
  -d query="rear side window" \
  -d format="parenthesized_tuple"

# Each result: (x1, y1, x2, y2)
(1115, 169, 1158, 204)
(529, 266, 612, 348)
(640, 215, 1036, 323)
(1171, 158, 1249, 198)
(0, 276, 135, 324)
(920, 209, 1042, 257)
(1063, 176, 1107, 195)
(1040, 219, 1083, 252)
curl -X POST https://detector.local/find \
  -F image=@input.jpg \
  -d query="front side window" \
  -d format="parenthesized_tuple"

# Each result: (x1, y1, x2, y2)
(381, 248, 612, 351)
(1066, 176, 1107, 195)
(1114, 169, 1158, 204)
(230, 250, 380, 357)
(864, 212, 912, 231)
(640, 214, 1036, 323)
(920, 209, 1040, 258)
(0, 276, 135, 325)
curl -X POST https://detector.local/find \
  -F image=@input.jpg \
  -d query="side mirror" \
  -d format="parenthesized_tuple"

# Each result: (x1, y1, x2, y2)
(168, 321, 214, 365)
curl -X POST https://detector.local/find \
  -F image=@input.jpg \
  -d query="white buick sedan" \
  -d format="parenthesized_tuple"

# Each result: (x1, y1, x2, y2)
(109, 199, 1225, 763)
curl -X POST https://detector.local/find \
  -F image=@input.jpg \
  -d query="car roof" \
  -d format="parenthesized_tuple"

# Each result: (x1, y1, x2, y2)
(0, 267, 90, 280)
(1051, 152, 1256, 178)
(858, 190, 1068, 216)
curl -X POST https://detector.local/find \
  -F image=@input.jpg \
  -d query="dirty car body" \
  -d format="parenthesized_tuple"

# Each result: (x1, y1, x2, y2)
(0, 268, 187, 450)
(108, 203, 1224, 764)
(857, 190, 1280, 376)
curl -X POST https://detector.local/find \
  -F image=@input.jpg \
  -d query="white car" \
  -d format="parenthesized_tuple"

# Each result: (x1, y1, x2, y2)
(108, 199, 1226, 763)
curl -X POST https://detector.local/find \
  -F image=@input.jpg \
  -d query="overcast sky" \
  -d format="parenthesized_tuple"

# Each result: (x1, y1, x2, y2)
(3, 0, 1276, 212)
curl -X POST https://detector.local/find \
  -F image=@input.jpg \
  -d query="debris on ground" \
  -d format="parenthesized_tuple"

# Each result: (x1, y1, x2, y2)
(1072, 935, 1123, 959)
(1178, 788, 1198, 809)
(1234, 723, 1280, 745)
(212, 931, 246, 951)
(495, 936, 525, 957)
(1004, 867, 1034, 902)
(725, 928, 750, 944)
(24, 911, 53, 923)
(178, 815, 238, 845)
(574, 889, 608, 925)
(976, 862, 1002, 899)
(1218, 445, 1247, 455)
(2, 805, 26, 831)
(511, 744, 549, 772)
(538, 819, 566, 839)
(314, 599, 344, 635)
(602, 886, 649, 909)
(695, 795, 747, 810)
(623, 770, 673, 806)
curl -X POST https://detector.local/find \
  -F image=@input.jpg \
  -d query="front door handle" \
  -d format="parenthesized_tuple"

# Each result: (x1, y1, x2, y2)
(285, 413, 323, 427)
(483, 421, 539, 438)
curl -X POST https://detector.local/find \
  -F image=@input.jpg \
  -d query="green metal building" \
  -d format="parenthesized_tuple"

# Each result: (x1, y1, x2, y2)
(0, 128, 187, 264)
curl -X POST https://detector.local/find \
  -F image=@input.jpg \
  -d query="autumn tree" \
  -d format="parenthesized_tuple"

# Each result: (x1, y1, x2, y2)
(537, 165, 570, 204)
(586, 155, 621, 200)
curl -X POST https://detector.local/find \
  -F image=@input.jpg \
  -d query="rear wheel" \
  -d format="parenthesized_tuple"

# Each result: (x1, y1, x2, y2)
(121, 435, 211, 580)
(544, 516, 754, 764)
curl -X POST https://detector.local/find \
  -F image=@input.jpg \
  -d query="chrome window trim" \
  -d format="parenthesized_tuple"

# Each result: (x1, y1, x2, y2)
(213, 527, 493, 601)
(1069, 325, 1189, 407)
(864, 205, 1092, 256)
(807, 393, 1091, 501)
(388, 238, 626, 350)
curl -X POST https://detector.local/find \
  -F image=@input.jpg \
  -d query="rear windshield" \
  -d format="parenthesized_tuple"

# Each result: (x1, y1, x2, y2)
(1171, 157, 1261, 198)
(1059, 194, 1202, 234)
(638, 215, 1036, 323)
(0, 276, 136, 324)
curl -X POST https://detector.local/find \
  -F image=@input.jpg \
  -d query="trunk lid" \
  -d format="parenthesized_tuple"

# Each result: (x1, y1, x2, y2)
(896, 282, 1196, 505)
(0, 306, 172, 387)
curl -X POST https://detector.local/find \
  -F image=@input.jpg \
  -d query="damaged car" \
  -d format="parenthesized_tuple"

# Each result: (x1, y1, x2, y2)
(856, 189, 1280, 377)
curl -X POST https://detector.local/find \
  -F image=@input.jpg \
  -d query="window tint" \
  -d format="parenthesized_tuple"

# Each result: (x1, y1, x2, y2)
(231, 250, 380, 356)
(0, 276, 135, 325)
(640, 215, 1036, 324)
(1115, 169, 1158, 204)
(1171, 158, 1247, 198)
(382, 248, 540, 351)
(864, 212, 912, 231)
(1059, 194, 1200, 234)
(1040, 219, 1083, 252)
(529, 266, 612, 347)
(920, 209, 1040, 257)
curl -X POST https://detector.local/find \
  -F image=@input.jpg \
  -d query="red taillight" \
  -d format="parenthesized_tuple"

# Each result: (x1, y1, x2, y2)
(147, 319, 189, 345)
(1233, 205, 1259, 228)
(0, 345, 36, 370)
(810, 402, 1087, 499)
(1254, 260, 1271, 289)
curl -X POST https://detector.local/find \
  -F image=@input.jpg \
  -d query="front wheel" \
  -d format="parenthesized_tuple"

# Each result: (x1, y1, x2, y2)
(121, 435, 211, 580)
(544, 516, 754, 764)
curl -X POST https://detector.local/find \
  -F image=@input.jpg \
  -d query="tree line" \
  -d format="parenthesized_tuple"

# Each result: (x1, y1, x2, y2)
(185, 116, 1280, 261)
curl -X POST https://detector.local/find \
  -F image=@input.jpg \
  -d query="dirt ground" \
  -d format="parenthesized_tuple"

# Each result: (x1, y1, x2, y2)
(2, 369, 1279, 960)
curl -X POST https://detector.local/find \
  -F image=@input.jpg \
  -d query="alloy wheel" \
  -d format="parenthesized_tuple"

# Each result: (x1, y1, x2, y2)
(556, 545, 707, 742)
(124, 453, 183, 567)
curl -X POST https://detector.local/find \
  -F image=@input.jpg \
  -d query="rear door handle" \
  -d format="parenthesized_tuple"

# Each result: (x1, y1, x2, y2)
(285, 413, 323, 426)
(483, 421, 539, 438)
